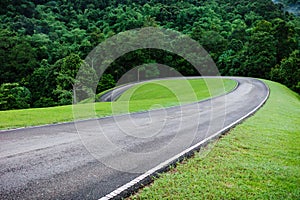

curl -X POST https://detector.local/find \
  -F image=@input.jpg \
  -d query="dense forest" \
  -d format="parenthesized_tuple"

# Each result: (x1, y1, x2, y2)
(0, 0, 299, 110)
(278, 0, 299, 6)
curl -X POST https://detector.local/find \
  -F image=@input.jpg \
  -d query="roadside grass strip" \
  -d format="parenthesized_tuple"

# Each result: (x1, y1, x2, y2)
(130, 80, 300, 200)
(0, 78, 236, 129)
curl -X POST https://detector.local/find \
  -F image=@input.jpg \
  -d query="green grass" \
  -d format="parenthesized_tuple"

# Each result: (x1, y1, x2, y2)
(0, 78, 236, 129)
(118, 78, 236, 112)
(130, 80, 300, 200)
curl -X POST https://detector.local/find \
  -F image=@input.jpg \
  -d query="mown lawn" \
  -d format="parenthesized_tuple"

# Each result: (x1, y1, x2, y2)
(0, 78, 236, 129)
(117, 78, 236, 112)
(130, 80, 300, 200)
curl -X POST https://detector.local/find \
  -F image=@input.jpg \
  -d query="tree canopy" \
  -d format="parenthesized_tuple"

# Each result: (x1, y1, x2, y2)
(0, 0, 299, 110)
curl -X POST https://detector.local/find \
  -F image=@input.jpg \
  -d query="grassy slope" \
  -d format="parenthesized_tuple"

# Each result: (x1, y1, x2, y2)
(118, 78, 236, 112)
(131, 80, 300, 200)
(0, 78, 236, 129)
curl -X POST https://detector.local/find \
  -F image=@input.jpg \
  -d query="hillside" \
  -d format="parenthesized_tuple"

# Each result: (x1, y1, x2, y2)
(131, 80, 300, 199)
(0, 0, 299, 110)
(0, 78, 236, 129)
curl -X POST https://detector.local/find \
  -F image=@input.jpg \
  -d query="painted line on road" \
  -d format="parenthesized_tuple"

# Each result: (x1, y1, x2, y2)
(99, 79, 270, 200)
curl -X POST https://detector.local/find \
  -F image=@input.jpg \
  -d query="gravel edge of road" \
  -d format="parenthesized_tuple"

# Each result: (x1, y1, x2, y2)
(98, 79, 270, 200)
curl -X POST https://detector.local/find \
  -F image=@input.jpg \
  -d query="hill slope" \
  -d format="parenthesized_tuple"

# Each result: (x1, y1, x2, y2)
(132, 80, 300, 199)
(0, 78, 235, 129)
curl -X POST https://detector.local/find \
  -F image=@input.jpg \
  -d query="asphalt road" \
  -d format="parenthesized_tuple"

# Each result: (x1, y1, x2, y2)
(0, 77, 269, 200)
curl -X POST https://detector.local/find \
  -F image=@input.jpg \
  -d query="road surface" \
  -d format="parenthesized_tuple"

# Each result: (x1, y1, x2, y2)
(0, 77, 269, 200)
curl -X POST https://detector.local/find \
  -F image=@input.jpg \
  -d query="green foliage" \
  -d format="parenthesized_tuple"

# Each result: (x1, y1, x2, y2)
(54, 53, 98, 104)
(56, 53, 82, 91)
(97, 74, 116, 94)
(0, 29, 38, 84)
(33, 97, 56, 108)
(0, 78, 236, 129)
(241, 31, 277, 78)
(0, 83, 31, 110)
(30, 59, 57, 106)
(271, 50, 300, 93)
(0, 0, 299, 110)
(10, 86, 31, 109)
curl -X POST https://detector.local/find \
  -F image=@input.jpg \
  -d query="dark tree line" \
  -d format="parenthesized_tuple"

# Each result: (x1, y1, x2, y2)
(0, 0, 299, 110)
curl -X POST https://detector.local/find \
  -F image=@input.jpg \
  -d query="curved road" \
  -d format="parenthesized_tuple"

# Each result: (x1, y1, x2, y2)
(0, 77, 269, 200)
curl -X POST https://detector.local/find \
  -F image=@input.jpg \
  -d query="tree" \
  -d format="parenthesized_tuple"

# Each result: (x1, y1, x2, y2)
(270, 50, 300, 93)
(0, 83, 18, 110)
(55, 54, 82, 105)
(240, 31, 277, 78)
(89, 29, 105, 47)
(217, 50, 242, 76)
(11, 86, 32, 109)
(230, 19, 247, 41)
(193, 30, 228, 60)
(30, 59, 57, 107)
(0, 83, 31, 110)
(0, 29, 38, 84)
(55, 53, 97, 105)
(97, 74, 116, 94)
(0, 0, 299, 103)
(272, 18, 298, 62)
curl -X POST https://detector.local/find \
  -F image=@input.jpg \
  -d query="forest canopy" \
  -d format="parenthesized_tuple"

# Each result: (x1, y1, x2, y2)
(0, 0, 299, 110)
